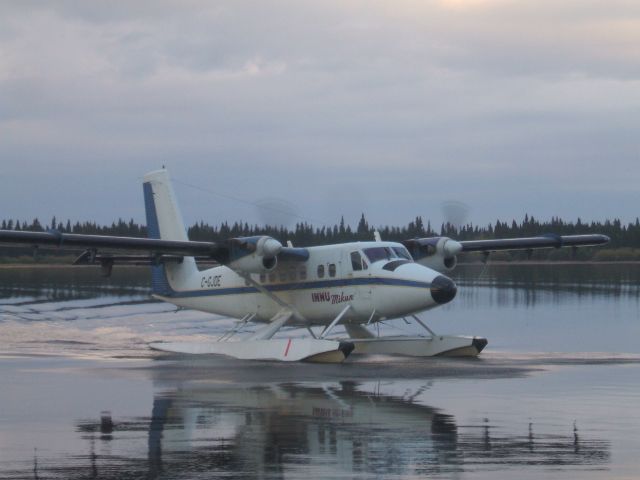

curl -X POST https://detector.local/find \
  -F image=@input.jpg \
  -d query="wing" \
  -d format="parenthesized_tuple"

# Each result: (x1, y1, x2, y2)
(402, 233, 609, 271)
(0, 230, 222, 257)
(0, 230, 308, 273)
(459, 234, 610, 253)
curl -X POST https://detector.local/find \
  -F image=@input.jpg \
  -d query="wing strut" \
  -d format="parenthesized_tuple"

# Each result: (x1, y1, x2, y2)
(239, 273, 306, 322)
(247, 310, 293, 341)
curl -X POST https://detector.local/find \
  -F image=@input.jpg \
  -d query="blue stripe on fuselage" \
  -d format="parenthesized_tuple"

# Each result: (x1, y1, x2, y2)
(160, 276, 431, 299)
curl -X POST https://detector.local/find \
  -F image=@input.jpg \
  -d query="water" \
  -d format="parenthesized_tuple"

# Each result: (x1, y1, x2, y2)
(441, 263, 640, 353)
(0, 264, 639, 479)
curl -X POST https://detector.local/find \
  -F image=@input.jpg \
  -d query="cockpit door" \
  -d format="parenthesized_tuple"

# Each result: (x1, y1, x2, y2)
(348, 250, 373, 317)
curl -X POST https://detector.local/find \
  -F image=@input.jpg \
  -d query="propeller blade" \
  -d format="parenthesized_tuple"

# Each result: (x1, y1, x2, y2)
(254, 197, 300, 228)
(441, 200, 470, 229)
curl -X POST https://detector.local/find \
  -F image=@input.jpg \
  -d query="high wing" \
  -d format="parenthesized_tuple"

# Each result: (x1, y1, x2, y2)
(402, 233, 609, 270)
(0, 229, 309, 274)
(0, 230, 222, 257)
(459, 234, 610, 253)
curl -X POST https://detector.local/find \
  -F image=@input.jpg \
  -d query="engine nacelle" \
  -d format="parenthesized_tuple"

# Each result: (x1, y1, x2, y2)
(227, 236, 282, 274)
(401, 236, 461, 273)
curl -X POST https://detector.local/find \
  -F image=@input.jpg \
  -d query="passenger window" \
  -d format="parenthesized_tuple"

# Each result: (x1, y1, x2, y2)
(299, 266, 307, 280)
(317, 264, 325, 278)
(351, 251, 363, 271)
(259, 273, 266, 283)
(279, 269, 287, 282)
(329, 263, 336, 277)
(288, 266, 297, 281)
(362, 259, 368, 270)
(269, 272, 276, 283)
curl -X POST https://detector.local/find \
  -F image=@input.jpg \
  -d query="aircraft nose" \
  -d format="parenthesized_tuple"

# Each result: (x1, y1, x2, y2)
(430, 275, 457, 305)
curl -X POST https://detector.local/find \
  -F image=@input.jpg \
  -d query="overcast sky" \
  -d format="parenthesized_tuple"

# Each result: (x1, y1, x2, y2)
(1, 0, 639, 231)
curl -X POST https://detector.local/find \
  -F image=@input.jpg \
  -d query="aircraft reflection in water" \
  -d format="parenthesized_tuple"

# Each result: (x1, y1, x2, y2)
(68, 382, 610, 479)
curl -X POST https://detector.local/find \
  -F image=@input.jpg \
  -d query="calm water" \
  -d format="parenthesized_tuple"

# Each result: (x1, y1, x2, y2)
(0, 264, 639, 479)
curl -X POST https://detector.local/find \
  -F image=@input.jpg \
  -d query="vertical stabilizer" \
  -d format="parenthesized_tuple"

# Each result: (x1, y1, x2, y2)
(143, 169, 197, 293)
(143, 169, 189, 241)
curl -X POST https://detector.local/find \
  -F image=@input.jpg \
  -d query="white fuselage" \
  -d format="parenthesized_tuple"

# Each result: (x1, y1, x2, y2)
(156, 241, 452, 326)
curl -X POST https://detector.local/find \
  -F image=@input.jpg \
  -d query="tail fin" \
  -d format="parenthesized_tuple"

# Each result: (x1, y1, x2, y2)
(143, 169, 197, 294)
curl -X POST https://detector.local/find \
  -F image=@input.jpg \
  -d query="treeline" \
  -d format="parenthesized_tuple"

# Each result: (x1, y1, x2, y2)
(1, 214, 640, 260)
(1, 217, 146, 238)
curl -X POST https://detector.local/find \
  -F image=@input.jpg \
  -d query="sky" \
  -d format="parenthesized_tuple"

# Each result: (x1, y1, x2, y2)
(1, 0, 639, 231)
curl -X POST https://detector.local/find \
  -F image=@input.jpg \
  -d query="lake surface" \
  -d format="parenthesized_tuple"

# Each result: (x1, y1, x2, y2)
(0, 264, 639, 479)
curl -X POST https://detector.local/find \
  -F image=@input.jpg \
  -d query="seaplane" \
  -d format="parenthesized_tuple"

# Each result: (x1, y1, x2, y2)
(0, 169, 609, 363)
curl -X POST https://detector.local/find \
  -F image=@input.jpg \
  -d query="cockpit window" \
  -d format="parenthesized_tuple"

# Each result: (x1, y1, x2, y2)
(363, 247, 394, 263)
(392, 246, 413, 261)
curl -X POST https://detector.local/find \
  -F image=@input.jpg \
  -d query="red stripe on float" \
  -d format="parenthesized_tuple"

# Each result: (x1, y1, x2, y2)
(284, 338, 292, 357)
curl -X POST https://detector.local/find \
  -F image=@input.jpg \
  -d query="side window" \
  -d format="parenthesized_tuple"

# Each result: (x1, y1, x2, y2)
(328, 263, 336, 277)
(299, 266, 307, 281)
(268, 272, 277, 283)
(259, 273, 266, 283)
(351, 251, 363, 271)
(288, 266, 297, 281)
(362, 259, 368, 270)
(279, 269, 287, 282)
(317, 264, 325, 278)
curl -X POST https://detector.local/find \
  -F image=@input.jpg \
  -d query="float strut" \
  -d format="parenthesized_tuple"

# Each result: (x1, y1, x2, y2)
(320, 305, 351, 339)
(411, 315, 437, 337)
(218, 313, 255, 342)
(366, 309, 376, 325)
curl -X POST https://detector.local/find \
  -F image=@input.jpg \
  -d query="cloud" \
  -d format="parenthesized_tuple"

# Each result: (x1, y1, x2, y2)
(0, 1, 638, 228)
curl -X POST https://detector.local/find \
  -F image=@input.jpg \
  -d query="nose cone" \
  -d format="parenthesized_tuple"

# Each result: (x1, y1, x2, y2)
(261, 237, 283, 258)
(430, 275, 457, 305)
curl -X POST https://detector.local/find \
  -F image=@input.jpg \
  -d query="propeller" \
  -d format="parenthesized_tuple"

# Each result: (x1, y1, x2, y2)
(441, 200, 470, 231)
(254, 197, 301, 229)
(261, 237, 283, 258)
(230, 236, 283, 258)
(440, 200, 468, 259)
(443, 238, 463, 256)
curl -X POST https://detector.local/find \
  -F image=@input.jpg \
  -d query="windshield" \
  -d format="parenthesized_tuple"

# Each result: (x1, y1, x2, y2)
(392, 246, 413, 261)
(363, 247, 395, 263)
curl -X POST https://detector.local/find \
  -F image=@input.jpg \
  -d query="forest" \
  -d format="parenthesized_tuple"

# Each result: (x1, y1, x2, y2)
(1, 214, 639, 262)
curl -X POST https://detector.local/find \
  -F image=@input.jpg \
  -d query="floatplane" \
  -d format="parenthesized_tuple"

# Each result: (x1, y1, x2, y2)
(0, 170, 609, 362)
